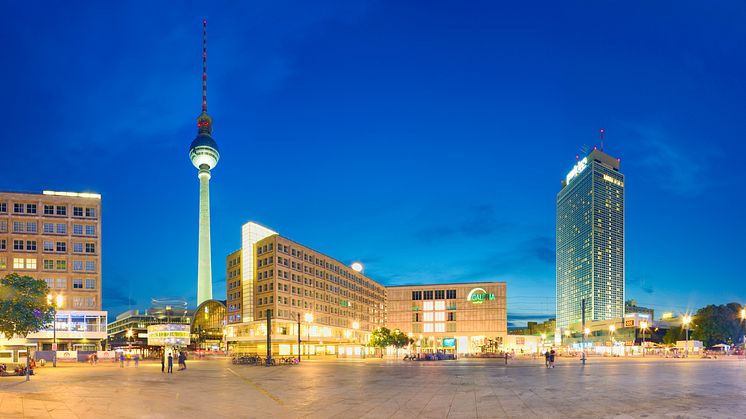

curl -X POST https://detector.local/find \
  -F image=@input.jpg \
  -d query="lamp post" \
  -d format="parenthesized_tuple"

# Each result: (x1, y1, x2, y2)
(47, 294, 63, 368)
(682, 315, 692, 358)
(296, 313, 302, 364)
(304, 313, 313, 360)
(640, 320, 649, 357)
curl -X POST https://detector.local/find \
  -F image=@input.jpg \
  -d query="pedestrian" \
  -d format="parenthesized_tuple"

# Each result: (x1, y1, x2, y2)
(549, 349, 556, 368)
(161, 352, 165, 373)
(167, 353, 173, 373)
(119, 352, 124, 368)
(544, 350, 550, 368)
(180, 351, 187, 370)
(134, 353, 139, 367)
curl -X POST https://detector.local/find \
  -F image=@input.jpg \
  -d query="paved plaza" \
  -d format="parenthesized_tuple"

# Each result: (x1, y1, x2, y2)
(1, 357, 745, 418)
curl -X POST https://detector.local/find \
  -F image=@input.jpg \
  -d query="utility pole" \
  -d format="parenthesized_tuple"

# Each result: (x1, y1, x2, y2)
(266, 309, 272, 366)
(581, 298, 586, 366)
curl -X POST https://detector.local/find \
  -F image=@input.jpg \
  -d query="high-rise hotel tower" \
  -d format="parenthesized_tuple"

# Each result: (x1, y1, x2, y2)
(189, 20, 219, 305)
(556, 143, 624, 330)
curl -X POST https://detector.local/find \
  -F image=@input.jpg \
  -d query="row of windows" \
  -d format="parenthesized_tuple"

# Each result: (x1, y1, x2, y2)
(412, 289, 457, 300)
(0, 257, 96, 271)
(42, 278, 96, 290)
(0, 221, 97, 235)
(2, 240, 95, 253)
(412, 312, 456, 322)
(0, 202, 96, 217)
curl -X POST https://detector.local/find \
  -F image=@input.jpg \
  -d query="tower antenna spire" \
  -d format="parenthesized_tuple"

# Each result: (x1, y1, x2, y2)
(202, 19, 208, 113)
(600, 128, 605, 151)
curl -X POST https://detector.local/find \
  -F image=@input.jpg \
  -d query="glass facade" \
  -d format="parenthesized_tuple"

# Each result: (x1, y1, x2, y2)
(556, 150, 624, 329)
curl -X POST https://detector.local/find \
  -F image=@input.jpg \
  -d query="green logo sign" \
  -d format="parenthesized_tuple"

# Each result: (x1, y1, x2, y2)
(467, 287, 495, 304)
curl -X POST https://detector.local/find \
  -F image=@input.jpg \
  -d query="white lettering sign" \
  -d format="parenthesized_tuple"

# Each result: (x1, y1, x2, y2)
(565, 157, 588, 185)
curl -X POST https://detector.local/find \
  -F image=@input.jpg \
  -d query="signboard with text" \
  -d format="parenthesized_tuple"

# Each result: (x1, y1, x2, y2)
(147, 324, 190, 346)
(466, 288, 496, 304)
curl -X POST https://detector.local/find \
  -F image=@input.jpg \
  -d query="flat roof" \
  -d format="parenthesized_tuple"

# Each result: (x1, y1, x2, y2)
(386, 281, 506, 288)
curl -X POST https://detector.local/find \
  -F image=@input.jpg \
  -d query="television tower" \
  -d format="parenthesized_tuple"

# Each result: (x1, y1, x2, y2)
(189, 20, 219, 305)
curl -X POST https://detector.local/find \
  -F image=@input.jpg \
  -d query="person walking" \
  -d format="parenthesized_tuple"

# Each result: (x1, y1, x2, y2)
(167, 353, 173, 374)
(549, 349, 556, 368)
(134, 353, 139, 367)
(161, 352, 165, 373)
(119, 352, 124, 368)
(179, 351, 187, 371)
(544, 350, 550, 368)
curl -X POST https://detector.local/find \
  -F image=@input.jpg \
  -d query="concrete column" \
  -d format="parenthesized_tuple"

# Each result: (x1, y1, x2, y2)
(197, 168, 213, 305)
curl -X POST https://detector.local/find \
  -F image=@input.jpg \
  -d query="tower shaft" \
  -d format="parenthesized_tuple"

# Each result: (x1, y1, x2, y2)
(197, 168, 213, 304)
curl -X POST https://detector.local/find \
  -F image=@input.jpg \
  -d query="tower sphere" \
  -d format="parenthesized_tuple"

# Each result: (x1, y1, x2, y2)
(189, 114, 220, 170)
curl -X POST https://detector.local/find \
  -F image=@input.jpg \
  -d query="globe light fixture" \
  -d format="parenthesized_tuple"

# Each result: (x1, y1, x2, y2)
(351, 262, 364, 273)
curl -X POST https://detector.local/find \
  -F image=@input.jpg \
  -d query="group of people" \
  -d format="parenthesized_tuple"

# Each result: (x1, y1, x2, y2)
(544, 349, 557, 368)
(161, 351, 187, 373)
(119, 352, 140, 367)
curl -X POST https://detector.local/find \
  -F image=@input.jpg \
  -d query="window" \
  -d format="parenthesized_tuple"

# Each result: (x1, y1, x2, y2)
(56, 260, 66, 270)
(44, 260, 54, 270)
(446, 289, 456, 299)
(56, 224, 67, 234)
(423, 290, 434, 300)
(423, 323, 434, 333)
(434, 301, 445, 311)
(73, 261, 83, 271)
(73, 224, 83, 235)
(73, 297, 84, 308)
(0, 202, 5, 212)
(0, 221, 6, 232)
(13, 222, 24, 233)
(26, 222, 37, 233)
(85, 208, 96, 217)
(43, 241, 54, 252)
(13, 203, 23, 213)
(73, 243, 83, 253)
(26, 204, 36, 214)
(25, 258, 36, 269)
(26, 240, 37, 251)
(73, 279, 83, 289)
(0, 239, 5, 250)
(0, 257, 5, 269)
(86, 297, 96, 307)
(56, 242, 66, 252)
(435, 290, 445, 299)
(85, 225, 95, 235)
(44, 223, 54, 233)
(423, 301, 433, 311)
(423, 312, 434, 322)
(85, 261, 95, 271)
(412, 291, 422, 301)
(448, 312, 455, 321)
(13, 258, 24, 269)
(84, 279, 95, 289)
(435, 323, 445, 333)
(44, 205, 55, 215)
(435, 312, 445, 322)
(73, 207, 83, 217)
(56, 206, 66, 216)
(44, 278, 54, 288)
(13, 240, 24, 250)
(55, 278, 66, 289)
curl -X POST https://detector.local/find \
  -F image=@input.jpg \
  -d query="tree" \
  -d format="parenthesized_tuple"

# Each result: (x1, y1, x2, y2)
(0, 274, 54, 381)
(369, 327, 392, 357)
(390, 329, 414, 358)
(662, 326, 683, 346)
(690, 303, 745, 347)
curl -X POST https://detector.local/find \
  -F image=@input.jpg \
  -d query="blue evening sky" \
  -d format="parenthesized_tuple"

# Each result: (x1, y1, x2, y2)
(3, 1, 745, 326)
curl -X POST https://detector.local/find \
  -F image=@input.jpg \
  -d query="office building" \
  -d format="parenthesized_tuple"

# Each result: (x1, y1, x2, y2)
(189, 20, 220, 305)
(226, 222, 386, 357)
(556, 146, 625, 330)
(0, 190, 107, 353)
(386, 282, 507, 354)
(625, 299, 654, 321)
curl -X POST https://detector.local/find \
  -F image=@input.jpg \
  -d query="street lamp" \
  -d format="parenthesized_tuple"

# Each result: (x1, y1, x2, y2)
(640, 320, 649, 357)
(47, 294, 63, 368)
(304, 313, 314, 360)
(682, 315, 692, 358)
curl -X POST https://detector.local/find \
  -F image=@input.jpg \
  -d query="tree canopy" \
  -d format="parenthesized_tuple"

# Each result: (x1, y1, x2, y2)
(690, 303, 745, 347)
(0, 273, 54, 339)
(369, 327, 392, 349)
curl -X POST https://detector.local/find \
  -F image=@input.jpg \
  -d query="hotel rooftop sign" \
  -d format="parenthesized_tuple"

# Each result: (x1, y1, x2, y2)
(565, 156, 588, 185)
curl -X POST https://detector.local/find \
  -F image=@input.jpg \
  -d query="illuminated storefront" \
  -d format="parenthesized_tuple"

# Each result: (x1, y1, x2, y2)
(386, 282, 507, 355)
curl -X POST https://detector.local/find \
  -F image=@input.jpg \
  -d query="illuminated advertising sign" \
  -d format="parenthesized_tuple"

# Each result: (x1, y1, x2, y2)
(467, 288, 495, 304)
(147, 324, 191, 346)
(624, 319, 635, 327)
(565, 157, 588, 185)
(443, 338, 456, 347)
